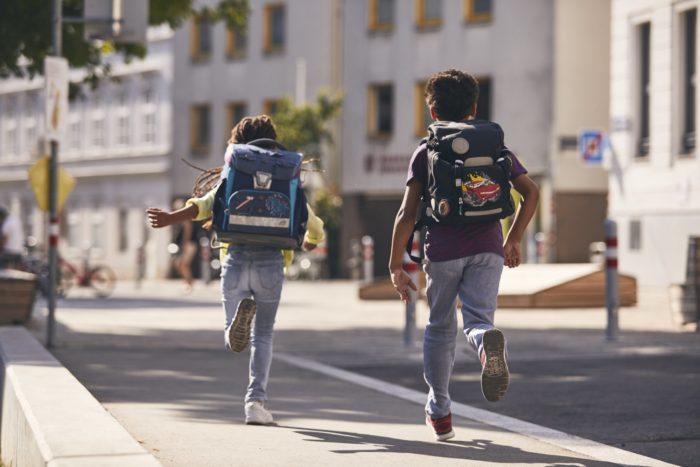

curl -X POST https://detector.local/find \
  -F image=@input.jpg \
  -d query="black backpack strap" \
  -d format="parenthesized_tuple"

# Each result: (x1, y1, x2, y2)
(248, 138, 287, 151)
(405, 217, 426, 264)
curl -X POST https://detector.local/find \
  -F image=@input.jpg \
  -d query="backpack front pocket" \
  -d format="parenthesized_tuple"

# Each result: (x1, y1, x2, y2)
(227, 190, 291, 229)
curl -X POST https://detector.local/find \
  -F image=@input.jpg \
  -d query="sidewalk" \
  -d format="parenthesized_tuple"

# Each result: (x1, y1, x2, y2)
(19, 278, 694, 466)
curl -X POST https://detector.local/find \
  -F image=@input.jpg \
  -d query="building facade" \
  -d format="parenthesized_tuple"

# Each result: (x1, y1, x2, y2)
(610, 0, 700, 286)
(0, 26, 175, 279)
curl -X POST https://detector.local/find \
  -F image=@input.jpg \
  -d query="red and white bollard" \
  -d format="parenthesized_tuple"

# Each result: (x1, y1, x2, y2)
(361, 235, 374, 284)
(403, 232, 421, 346)
(605, 219, 619, 341)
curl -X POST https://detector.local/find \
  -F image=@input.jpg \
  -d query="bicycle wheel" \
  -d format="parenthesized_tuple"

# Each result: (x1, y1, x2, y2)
(57, 263, 76, 298)
(90, 265, 117, 298)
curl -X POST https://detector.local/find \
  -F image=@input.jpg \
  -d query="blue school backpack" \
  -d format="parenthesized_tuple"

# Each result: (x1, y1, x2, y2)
(212, 139, 308, 249)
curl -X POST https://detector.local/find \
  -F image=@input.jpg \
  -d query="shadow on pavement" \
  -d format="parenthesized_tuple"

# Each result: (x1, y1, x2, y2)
(282, 426, 628, 466)
(51, 297, 221, 310)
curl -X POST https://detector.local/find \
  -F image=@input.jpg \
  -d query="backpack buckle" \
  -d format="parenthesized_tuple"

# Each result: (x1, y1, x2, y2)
(254, 171, 272, 189)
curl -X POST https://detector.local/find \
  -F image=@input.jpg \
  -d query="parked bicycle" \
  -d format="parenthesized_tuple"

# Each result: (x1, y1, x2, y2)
(57, 253, 117, 298)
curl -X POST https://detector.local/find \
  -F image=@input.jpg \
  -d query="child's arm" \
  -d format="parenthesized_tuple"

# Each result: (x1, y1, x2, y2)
(302, 204, 325, 251)
(504, 174, 539, 268)
(146, 204, 198, 229)
(388, 179, 423, 303)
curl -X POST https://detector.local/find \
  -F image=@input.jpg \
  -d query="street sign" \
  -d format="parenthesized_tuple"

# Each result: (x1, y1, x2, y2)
(44, 56, 69, 142)
(84, 0, 148, 44)
(28, 156, 76, 213)
(579, 129, 604, 166)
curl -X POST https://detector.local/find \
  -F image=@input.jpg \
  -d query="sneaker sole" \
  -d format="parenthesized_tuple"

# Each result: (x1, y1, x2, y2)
(425, 416, 455, 441)
(481, 329, 509, 402)
(228, 298, 256, 353)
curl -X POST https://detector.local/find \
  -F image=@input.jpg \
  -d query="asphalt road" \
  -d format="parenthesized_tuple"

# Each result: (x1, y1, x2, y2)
(340, 349, 700, 467)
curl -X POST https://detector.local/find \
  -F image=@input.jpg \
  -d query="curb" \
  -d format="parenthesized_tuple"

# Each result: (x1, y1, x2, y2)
(0, 327, 161, 467)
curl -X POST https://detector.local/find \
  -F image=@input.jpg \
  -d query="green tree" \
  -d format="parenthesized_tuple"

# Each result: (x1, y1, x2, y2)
(0, 0, 248, 84)
(268, 93, 343, 164)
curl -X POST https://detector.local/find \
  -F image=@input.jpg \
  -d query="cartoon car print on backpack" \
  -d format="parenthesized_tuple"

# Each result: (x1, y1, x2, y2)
(461, 172, 501, 207)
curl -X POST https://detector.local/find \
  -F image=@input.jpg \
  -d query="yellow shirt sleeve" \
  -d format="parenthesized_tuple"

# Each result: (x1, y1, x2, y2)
(185, 185, 217, 221)
(304, 204, 325, 245)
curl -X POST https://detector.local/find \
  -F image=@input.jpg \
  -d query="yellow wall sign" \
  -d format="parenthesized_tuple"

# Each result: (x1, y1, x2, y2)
(28, 156, 76, 212)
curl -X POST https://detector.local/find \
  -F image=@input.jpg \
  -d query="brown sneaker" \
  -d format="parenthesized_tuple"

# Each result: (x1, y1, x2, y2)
(226, 298, 256, 352)
(425, 413, 455, 441)
(480, 328, 510, 402)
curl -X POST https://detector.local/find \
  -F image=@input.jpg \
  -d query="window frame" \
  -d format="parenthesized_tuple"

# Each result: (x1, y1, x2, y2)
(635, 21, 652, 160)
(190, 104, 211, 155)
(416, 0, 442, 29)
(190, 14, 213, 62)
(679, 7, 697, 157)
(263, 4, 286, 55)
(227, 101, 248, 137)
(367, 83, 394, 139)
(464, 0, 492, 23)
(414, 80, 431, 138)
(369, 0, 394, 32)
(262, 99, 283, 117)
(226, 24, 248, 60)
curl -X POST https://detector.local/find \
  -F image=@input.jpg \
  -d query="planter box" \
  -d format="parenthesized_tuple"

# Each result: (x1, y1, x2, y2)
(0, 269, 38, 325)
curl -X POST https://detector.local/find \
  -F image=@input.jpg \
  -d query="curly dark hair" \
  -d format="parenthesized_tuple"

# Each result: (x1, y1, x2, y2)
(228, 114, 277, 144)
(424, 69, 479, 121)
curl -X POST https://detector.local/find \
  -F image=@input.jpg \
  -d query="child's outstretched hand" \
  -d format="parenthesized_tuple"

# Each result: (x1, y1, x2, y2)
(146, 208, 174, 229)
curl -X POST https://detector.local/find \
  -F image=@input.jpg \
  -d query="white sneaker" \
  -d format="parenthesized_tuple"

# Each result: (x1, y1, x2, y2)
(245, 401, 274, 425)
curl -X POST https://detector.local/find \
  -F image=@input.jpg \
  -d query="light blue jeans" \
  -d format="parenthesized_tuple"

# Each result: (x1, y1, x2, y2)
(220, 247, 284, 403)
(423, 252, 504, 418)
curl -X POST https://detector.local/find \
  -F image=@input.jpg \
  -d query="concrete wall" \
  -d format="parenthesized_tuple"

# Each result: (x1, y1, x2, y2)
(0, 327, 160, 466)
(610, 0, 700, 285)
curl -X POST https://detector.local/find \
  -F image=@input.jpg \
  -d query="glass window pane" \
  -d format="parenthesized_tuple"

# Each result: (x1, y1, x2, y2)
(377, 85, 393, 133)
(424, 0, 441, 21)
(473, 0, 491, 16)
(271, 8, 285, 48)
(378, 0, 394, 25)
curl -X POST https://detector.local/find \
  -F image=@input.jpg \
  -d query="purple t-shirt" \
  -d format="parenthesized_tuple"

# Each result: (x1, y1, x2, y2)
(407, 143, 527, 262)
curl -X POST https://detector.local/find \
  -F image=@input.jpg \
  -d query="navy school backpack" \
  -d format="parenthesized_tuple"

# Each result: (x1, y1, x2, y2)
(212, 139, 308, 249)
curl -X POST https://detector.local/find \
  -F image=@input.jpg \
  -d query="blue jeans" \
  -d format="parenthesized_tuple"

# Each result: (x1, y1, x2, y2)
(423, 252, 504, 418)
(220, 247, 284, 403)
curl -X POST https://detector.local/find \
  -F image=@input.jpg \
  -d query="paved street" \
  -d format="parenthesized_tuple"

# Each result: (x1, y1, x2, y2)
(26, 279, 699, 466)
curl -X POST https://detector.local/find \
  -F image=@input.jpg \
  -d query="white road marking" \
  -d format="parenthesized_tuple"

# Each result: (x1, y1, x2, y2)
(275, 352, 678, 467)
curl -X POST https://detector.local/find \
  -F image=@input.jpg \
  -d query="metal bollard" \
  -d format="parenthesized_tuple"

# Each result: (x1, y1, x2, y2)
(135, 244, 146, 289)
(403, 232, 420, 347)
(199, 236, 211, 285)
(361, 235, 374, 284)
(605, 219, 619, 341)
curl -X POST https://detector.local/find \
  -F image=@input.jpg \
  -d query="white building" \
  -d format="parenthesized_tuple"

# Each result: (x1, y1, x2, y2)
(170, 0, 341, 195)
(610, 0, 700, 286)
(0, 27, 175, 279)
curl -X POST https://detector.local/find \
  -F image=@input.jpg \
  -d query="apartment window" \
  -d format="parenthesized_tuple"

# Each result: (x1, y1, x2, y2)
(629, 220, 642, 251)
(91, 211, 105, 251)
(191, 104, 211, 154)
(24, 92, 39, 157)
(191, 15, 213, 61)
(263, 99, 282, 116)
(263, 4, 286, 54)
(465, 0, 492, 23)
(369, 0, 394, 32)
(69, 118, 82, 150)
(142, 83, 157, 144)
(228, 102, 248, 130)
(368, 84, 394, 138)
(637, 22, 651, 158)
(476, 77, 492, 121)
(118, 208, 129, 252)
(681, 9, 697, 155)
(226, 25, 248, 59)
(3, 95, 19, 158)
(414, 81, 431, 137)
(115, 91, 130, 146)
(416, 0, 442, 28)
(90, 94, 106, 148)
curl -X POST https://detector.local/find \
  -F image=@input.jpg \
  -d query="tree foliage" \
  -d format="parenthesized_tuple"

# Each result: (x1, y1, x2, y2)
(0, 0, 248, 82)
(270, 93, 343, 162)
